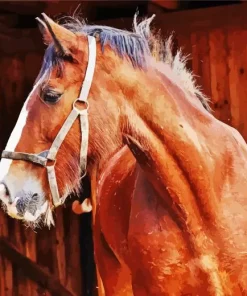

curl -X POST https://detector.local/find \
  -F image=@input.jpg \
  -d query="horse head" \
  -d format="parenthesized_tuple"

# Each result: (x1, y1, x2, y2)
(0, 13, 137, 227)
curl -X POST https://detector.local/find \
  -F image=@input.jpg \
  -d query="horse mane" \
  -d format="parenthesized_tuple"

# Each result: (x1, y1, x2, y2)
(37, 13, 211, 112)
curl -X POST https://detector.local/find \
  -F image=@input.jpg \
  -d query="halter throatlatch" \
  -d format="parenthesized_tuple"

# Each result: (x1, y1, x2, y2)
(1, 36, 97, 208)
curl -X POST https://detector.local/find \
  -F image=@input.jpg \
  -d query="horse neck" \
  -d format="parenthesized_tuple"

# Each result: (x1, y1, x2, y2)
(122, 69, 219, 248)
(123, 67, 207, 139)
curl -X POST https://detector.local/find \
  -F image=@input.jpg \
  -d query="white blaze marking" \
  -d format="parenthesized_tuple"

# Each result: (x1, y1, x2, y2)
(0, 99, 29, 181)
(0, 184, 7, 204)
(0, 75, 45, 181)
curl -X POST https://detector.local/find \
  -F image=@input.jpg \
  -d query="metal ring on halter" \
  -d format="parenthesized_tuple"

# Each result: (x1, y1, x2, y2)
(73, 99, 89, 115)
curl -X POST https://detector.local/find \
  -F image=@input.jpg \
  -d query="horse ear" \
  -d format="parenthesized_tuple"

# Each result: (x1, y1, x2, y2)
(36, 13, 77, 56)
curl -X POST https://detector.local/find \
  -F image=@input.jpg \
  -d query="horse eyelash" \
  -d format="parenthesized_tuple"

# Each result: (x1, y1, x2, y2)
(41, 84, 61, 95)
(40, 87, 63, 103)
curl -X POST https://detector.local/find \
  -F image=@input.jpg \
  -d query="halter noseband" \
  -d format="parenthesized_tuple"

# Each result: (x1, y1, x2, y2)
(1, 36, 96, 208)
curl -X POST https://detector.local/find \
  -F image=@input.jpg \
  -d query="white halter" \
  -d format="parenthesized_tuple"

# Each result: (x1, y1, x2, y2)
(1, 36, 96, 207)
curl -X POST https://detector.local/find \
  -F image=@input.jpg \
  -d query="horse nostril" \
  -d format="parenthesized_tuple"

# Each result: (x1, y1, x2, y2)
(16, 198, 26, 216)
(32, 193, 39, 200)
(4, 184, 10, 196)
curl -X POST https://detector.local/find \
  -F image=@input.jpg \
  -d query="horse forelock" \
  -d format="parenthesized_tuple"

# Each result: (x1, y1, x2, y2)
(35, 45, 64, 86)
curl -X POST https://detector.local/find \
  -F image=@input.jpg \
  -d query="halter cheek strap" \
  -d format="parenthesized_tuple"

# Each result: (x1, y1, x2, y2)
(1, 35, 97, 208)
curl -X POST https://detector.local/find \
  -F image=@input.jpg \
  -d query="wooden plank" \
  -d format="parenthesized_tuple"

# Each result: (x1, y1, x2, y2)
(0, 55, 30, 147)
(0, 29, 43, 54)
(63, 207, 82, 296)
(191, 30, 212, 99)
(149, 0, 179, 10)
(12, 221, 28, 296)
(44, 1, 90, 17)
(54, 208, 66, 287)
(227, 27, 247, 139)
(0, 1, 46, 15)
(49, 210, 73, 295)
(0, 14, 19, 28)
(209, 28, 231, 124)
(36, 226, 56, 296)
(0, 237, 73, 296)
(148, 2, 247, 34)
(24, 52, 42, 84)
(176, 33, 193, 71)
(94, 17, 133, 30)
(0, 211, 12, 296)
(24, 228, 39, 296)
(91, 168, 105, 296)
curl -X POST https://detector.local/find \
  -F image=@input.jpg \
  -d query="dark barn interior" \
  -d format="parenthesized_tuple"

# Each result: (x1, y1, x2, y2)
(0, 1, 246, 295)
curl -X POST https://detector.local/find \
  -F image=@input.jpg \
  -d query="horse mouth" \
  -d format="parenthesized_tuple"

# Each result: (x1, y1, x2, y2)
(5, 199, 49, 223)
(23, 201, 49, 222)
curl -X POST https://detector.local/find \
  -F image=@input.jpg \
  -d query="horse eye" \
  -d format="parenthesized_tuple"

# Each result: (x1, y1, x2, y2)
(43, 90, 62, 104)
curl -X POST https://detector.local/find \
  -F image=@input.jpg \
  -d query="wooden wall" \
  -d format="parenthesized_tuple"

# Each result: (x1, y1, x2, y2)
(0, 22, 83, 296)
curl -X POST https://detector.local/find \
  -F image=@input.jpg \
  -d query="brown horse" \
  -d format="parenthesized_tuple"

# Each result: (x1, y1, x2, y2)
(1, 12, 247, 295)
